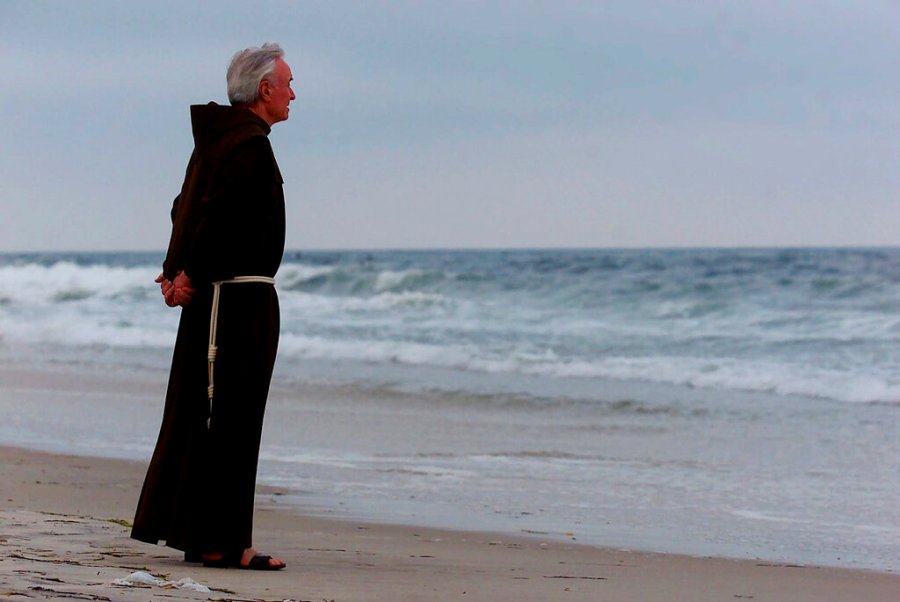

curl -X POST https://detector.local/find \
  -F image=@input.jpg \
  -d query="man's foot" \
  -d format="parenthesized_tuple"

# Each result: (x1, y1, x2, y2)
(201, 548, 286, 570)
(239, 547, 286, 570)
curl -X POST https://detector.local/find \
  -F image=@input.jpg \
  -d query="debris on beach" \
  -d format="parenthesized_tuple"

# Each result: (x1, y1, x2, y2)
(111, 570, 211, 592)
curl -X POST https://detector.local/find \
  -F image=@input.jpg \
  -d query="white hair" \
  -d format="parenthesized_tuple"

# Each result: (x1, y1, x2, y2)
(226, 42, 285, 105)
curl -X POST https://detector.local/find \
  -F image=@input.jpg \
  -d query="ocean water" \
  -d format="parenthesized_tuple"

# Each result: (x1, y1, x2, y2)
(0, 248, 898, 570)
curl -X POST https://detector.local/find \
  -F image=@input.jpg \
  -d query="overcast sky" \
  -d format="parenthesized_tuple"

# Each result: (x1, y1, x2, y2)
(1, 1, 898, 252)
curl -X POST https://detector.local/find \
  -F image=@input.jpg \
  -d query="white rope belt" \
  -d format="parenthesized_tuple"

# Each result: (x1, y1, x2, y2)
(206, 276, 276, 428)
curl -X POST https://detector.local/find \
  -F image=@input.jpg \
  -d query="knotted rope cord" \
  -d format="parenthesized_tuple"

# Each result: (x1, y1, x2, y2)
(207, 276, 276, 429)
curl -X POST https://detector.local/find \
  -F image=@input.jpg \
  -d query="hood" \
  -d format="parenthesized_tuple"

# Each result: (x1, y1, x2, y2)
(189, 102, 270, 150)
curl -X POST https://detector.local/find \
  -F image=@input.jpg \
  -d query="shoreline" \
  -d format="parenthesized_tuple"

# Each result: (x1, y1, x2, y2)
(1, 357, 899, 574)
(1, 444, 897, 601)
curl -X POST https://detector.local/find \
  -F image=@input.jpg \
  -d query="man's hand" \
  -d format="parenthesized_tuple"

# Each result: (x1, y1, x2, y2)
(171, 271, 195, 306)
(155, 272, 176, 307)
(156, 271, 196, 307)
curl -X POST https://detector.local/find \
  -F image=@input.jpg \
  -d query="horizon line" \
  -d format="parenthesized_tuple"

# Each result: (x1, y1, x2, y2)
(1, 243, 898, 256)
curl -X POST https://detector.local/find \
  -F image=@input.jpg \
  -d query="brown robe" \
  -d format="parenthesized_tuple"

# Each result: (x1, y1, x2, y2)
(131, 103, 285, 556)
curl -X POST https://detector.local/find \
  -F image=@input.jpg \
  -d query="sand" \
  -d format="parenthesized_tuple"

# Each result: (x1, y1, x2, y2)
(0, 445, 897, 601)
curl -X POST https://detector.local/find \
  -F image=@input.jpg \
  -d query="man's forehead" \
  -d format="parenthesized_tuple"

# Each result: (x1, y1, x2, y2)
(275, 58, 293, 80)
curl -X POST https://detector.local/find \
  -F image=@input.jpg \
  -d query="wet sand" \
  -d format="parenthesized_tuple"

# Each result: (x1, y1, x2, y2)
(1, 445, 897, 601)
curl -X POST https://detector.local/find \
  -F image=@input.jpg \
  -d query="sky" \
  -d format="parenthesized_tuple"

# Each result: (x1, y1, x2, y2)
(1, 0, 898, 252)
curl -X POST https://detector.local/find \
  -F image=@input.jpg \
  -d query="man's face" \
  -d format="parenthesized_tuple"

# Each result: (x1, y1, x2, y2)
(263, 58, 295, 124)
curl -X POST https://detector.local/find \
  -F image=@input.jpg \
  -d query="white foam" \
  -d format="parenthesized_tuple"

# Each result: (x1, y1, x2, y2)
(277, 263, 336, 287)
(280, 290, 450, 314)
(278, 333, 475, 367)
(275, 332, 900, 403)
(0, 262, 156, 305)
(374, 269, 425, 292)
(3, 254, 900, 405)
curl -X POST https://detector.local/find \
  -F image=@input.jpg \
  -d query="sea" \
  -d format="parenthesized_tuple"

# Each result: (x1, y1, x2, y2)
(0, 247, 898, 571)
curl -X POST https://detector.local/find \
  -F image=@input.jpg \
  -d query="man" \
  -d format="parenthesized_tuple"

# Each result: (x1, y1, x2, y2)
(131, 43, 295, 570)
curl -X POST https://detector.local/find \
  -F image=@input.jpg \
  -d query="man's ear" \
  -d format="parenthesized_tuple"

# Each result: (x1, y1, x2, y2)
(258, 80, 270, 100)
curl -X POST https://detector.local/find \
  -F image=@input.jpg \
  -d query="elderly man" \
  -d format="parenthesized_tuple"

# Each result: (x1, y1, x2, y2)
(131, 43, 295, 570)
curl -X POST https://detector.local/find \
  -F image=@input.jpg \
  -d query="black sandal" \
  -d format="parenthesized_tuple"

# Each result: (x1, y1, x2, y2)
(202, 551, 285, 570)
(242, 554, 285, 570)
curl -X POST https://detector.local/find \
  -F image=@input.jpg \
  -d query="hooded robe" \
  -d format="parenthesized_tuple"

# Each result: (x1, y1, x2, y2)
(131, 103, 285, 555)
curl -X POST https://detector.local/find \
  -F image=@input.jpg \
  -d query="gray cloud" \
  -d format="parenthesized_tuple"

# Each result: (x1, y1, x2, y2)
(1, 1, 898, 251)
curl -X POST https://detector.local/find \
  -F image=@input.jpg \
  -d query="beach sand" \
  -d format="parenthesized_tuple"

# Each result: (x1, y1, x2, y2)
(0, 446, 897, 601)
